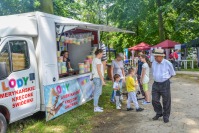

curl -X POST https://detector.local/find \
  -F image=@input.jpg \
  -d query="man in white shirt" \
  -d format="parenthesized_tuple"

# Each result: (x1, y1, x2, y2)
(152, 48, 176, 123)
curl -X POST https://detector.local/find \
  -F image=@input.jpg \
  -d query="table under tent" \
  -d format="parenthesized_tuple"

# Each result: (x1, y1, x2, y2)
(183, 37, 199, 68)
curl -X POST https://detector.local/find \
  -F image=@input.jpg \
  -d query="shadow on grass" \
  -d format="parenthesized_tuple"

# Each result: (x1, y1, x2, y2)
(8, 81, 115, 133)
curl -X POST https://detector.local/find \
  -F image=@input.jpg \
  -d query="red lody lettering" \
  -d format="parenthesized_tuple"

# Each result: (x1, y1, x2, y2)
(12, 98, 34, 108)
(0, 94, 5, 99)
(0, 86, 35, 100)
(65, 100, 78, 109)
(65, 97, 78, 104)
(11, 92, 34, 102)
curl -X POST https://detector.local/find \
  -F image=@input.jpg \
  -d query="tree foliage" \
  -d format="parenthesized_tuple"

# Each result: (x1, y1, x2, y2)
(40, 0, 54, 14)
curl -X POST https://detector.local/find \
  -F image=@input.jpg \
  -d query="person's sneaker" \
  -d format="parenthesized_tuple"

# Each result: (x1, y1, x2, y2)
(152, 114, 163, 120)
(98, 106, 103, 110)
(136, 108, 144, 112)
(142, 100, 146, 103)
(127, 108, 134, 111)
(116, 106, 121, 110)
(142, 101, 151, 105)
(94, 107, 103, 112)
(110, 100, 115, 103)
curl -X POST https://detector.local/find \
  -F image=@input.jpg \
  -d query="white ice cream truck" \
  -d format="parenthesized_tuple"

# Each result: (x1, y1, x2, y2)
(0, 12, 133, 132)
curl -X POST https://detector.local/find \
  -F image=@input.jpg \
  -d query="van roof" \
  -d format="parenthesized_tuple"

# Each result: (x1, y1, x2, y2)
(0, 11, 134, 38)
(18, 12, 134, 33)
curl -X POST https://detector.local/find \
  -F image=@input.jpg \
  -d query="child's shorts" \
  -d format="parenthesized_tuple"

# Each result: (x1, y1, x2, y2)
(143, 83, 149, 92)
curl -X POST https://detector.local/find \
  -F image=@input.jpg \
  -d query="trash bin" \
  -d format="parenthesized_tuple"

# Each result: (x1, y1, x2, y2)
(107, 64, 112, 80)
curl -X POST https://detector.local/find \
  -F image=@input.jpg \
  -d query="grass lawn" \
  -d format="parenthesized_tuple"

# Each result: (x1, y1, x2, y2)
(8, 81, 115, 133)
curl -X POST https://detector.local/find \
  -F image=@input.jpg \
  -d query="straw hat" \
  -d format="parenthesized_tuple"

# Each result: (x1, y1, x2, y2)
(153, 48, 165, 56)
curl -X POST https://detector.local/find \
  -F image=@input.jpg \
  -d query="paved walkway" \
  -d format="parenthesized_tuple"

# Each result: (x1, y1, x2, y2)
(93, 75, 199, 133)
(176, 71, 199, 76)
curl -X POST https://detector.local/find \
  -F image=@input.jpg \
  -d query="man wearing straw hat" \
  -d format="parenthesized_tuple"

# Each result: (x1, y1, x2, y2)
(152, 48, 176, 123)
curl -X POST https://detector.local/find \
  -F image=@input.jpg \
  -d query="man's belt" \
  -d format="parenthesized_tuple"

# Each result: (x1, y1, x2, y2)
(154, 79, 170, 84)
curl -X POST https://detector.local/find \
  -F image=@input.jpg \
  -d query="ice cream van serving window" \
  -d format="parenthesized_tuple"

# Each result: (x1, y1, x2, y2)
(0, 40, 30, 80)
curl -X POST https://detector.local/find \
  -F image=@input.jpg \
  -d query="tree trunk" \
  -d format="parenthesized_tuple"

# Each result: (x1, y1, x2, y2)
(156, 0, 164, 41)
(40, 0, 54, 14)
(106, 5, 111, 61)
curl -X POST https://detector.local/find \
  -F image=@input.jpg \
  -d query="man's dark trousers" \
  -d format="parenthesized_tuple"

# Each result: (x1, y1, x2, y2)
(152, 80, 171, 119)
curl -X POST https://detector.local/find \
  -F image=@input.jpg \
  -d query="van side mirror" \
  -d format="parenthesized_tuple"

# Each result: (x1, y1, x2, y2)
(0, 62, 8, 79)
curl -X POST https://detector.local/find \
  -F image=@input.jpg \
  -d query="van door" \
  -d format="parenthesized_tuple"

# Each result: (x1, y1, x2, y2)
(0, 37, 39, 123)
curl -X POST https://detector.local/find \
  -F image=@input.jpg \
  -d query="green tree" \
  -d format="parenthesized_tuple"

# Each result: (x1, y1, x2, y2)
(157, 0, 165, 41)
(40, 0, 54, 14)
(0, 0, 39, 16)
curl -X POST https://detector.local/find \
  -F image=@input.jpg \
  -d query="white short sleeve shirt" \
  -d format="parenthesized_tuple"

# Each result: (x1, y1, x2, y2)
(142, 63, 150, 83)
(113, 82, 119, 89)
(152, 59, 176, 82)
(92, 58, 104, 78)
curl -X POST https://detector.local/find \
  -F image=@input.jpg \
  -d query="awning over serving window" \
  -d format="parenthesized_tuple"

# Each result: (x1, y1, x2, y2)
(56, 23, 134, 33)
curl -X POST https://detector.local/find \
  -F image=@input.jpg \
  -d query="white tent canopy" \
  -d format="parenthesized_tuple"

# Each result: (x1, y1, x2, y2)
(0, 11, 134, 38)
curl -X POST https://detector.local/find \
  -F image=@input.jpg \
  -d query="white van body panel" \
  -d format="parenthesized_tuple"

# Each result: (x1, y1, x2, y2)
(36, 15, 59, 110)
(0, 37, 40, 123)
(0, 16, 38, 38)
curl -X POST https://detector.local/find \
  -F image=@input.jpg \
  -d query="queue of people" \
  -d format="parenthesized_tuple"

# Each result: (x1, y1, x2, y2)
(170, 49, 181, 70)
(92, 47, 175, 123)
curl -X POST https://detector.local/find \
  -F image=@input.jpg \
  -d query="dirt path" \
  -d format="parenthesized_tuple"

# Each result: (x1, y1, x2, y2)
(92, 74, 199, 133)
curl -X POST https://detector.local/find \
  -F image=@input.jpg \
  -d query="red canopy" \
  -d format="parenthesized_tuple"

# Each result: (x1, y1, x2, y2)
(129, 42, 151, 51)
(153, 40, 179, 49)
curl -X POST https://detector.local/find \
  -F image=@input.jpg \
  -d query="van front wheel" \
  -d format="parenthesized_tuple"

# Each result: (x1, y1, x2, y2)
(0, 113, 7, 133)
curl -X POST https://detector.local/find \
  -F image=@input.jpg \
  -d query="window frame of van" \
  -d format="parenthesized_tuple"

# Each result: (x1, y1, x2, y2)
(9, 40, 31, 72)
(0, 42, 12, 80)
(0, 40, 30, 80)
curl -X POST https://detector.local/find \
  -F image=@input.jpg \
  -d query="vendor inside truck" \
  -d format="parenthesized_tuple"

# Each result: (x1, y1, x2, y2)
(61, 50, 72, 71)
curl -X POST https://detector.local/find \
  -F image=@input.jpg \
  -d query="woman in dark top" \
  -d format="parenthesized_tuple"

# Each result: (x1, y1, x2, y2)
(136, 52, 145, 97)
(61, 51, 71, 71)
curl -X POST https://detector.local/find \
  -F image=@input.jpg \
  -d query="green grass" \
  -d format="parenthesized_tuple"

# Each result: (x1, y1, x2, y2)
(7, 81, 114, 133)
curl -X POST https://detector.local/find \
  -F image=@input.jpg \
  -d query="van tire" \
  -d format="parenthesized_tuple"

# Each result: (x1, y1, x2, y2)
(0, 113, 7, 133)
